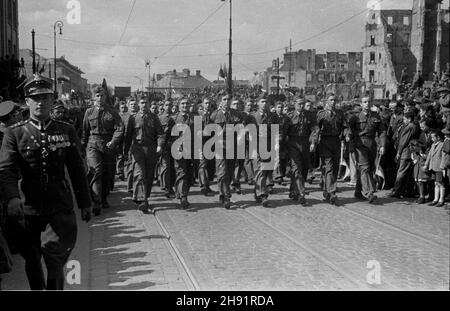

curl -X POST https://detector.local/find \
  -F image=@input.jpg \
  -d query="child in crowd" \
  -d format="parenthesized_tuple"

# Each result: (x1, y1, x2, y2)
(424, 130, 445, 207)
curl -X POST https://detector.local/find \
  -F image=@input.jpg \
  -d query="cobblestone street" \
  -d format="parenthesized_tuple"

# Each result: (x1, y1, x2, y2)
(3, 178, 449, 290)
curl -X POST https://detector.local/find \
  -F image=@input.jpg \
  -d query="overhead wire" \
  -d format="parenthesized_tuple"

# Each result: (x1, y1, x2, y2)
(151, 2, 226, 66)
(105, 0, 138, 76)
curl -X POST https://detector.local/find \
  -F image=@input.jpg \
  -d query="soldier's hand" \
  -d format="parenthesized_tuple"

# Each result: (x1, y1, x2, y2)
(156, 146, 162, 154)
(106, 141, 113, 149)
(443, 170, 447, 178)
(81, 207, 92, 223)
(345, 136, 350, 143)
(310, 144, 315, 153)
(396, 153, 400, 161)
(7, 197, 24, 220)
(379, 147, 385, 156)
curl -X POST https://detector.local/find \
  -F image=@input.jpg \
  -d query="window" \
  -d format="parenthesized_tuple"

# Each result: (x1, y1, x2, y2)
(318, 73, 325, 82)
(403, 16, 409, 25)
(306, 73, 312, 82)
(370, 35, 375, 46)
(369, 70, 375, 82)
(387, 16, 393, 25)
(330, 73, 336, 83)
(386, 33, 393, 43)
(340, 64, 345, 69)
(379, 53, 382, 61)
(370, 52, 375, 64)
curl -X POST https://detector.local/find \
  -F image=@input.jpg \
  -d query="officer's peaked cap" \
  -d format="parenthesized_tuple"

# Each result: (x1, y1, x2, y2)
(24, 74, 54, 97)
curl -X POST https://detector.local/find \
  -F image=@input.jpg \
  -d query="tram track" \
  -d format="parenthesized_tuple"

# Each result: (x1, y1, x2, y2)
(239, 206, 394, 290)
(138, 207, 201, 291)
(307, 191, 449, 250)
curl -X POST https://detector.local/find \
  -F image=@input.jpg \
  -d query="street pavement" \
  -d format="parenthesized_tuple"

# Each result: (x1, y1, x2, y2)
(2, 177, 449, 290)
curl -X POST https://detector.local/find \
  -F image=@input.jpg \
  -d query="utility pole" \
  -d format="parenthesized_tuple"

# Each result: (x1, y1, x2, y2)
(31, 29, 36, 74)
(276, 57, 280, 95)
(228, 0, 233, 97)
(145, 59, 151, 98)
(288, 39, 292, 104)
(288, 39, 292, 88)
(53, 20, 64, 96)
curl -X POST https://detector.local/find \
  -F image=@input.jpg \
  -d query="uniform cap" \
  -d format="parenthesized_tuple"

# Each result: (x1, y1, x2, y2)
(23, 74, 54, 97)
(295, 98, 306, 105)
(0, 100, 17, 118)
(442, 128, 450, 135)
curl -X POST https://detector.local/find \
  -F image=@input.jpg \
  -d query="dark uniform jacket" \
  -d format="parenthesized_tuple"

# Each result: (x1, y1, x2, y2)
(210, 108, 246, 158)
(310, 109, 347, 145)
(248, 110, 281, 150)
(0, 118, 91, 215)
(124, 111, 165, 155)
(81, 105, 124, 150)
(347, 110, 387, 149)
(159, 112, 174, 146)
(168, 112, 196, 159)
(284, 110, 316, 141)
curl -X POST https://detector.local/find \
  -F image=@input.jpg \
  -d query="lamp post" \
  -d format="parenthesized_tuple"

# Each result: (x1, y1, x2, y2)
(53, 20, 64, 96)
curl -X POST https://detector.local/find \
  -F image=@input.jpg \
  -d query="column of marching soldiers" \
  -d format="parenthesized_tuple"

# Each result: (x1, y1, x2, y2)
(59, 73, 450, 214)
(1, 69, 450, 290)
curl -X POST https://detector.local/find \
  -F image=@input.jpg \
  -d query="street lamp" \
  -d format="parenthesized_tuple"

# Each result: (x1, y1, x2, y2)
(53, 20, 64, 96)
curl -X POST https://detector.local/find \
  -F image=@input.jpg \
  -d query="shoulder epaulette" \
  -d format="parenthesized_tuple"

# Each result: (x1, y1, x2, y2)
(10, 120, 29, 129)
(53, 119, 73, 127)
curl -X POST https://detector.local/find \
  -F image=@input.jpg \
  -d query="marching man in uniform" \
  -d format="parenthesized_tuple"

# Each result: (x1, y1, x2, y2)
(81, 85, 123, 215)
(310, 95, 348, 205)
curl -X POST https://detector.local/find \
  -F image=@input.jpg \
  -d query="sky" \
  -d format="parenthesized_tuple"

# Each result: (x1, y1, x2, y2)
(17, 0, 443, 89)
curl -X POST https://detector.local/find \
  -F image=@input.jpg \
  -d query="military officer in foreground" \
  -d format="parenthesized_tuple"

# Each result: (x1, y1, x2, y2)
(0, 74, 91, 290)
(81, 86, 123, 215)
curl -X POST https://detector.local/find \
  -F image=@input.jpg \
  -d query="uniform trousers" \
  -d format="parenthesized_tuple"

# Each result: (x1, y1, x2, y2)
(130, 144, 158, 202)
(353, 137, 377, 198)
(318, 136, 341, 196)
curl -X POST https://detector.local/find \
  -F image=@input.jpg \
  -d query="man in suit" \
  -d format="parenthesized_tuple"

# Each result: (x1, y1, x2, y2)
(390, 111, 420, 198)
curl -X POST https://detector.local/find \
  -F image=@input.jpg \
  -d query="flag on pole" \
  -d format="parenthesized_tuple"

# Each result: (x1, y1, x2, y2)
(223, 64, 228, 79)
(218, 65, 225, 79)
